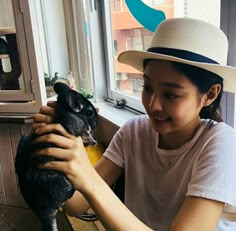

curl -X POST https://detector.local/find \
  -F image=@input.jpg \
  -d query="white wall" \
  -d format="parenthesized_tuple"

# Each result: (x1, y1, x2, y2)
(40, 0, 69, 78)
(186, 0, 220, 26)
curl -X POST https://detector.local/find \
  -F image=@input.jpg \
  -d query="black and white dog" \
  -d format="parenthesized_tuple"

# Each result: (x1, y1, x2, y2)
(15, 82, 98, 231)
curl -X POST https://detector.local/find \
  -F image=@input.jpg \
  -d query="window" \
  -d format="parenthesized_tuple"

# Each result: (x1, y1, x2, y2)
(63, 0, 95, 97)
(35, 0, 70, 97)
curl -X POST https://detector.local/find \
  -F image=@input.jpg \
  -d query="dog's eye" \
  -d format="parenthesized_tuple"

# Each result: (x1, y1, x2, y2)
(73, 104, 83, 112)
(85, 109, 94, 117)
(74, 106, 81, 112)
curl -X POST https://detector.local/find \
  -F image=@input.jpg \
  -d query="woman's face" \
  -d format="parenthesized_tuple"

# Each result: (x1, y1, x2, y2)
(142, 60, 206, 136)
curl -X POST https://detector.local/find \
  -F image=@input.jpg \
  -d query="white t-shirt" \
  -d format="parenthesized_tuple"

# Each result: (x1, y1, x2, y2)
(103, 115, 236, 230)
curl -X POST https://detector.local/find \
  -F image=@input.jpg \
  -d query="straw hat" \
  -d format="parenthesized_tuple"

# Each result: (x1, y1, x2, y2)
(118, 17, 236, 93)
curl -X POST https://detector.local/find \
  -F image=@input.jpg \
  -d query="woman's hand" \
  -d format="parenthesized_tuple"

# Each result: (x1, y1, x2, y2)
(32, 101, 57, 132)
(34, 124, 97, 194)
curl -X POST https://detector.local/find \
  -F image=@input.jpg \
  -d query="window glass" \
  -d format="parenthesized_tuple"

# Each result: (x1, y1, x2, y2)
(39, 0, 94, 98)
(108, 0, 221, 100)
(69, 0, 94, 96)
(36, 0, 70, 98)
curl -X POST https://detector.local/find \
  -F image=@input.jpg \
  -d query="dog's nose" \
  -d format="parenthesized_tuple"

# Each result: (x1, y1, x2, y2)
(82, 132, 97, 146)
(89, 138, 97, 146)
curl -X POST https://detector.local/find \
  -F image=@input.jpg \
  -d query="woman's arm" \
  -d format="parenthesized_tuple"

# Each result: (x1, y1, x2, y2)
(64, 158, 153, 231)
(81, 165, 153, 231)
(82, 179, 224, 231)
(63, 156, 123, 216)
(169, 196, 224, 231)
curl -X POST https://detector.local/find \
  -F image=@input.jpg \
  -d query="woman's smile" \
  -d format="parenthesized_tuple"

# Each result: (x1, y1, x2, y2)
(153, 115, 169, 121)
(150, 113, 172, 133)
(150, 113, 171, 124)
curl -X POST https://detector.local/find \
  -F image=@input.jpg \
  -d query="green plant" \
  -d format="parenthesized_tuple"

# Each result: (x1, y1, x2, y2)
(44, 72, 66, 86)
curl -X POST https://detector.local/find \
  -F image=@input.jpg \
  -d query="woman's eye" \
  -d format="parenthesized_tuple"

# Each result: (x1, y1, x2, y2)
(165, 93, 179, 99)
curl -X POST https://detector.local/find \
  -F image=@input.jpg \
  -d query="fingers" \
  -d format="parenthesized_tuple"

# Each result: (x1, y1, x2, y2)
(32, 101, 57, 132)
(32, 122, 47, 132)
(32, 114, 53, 132)
(34, 138, 85, 175)
(34, 112, 53, 124)
(47, 100, 57, 109)
(39, 160, 69, 174)
(36, 149, 76, 177)
(34, 132, 81, 149)
(38, 102, 56, 118)
(34, 124, 76, 139)
(34, 135, 93, 191)
(35, 146, 72, 161)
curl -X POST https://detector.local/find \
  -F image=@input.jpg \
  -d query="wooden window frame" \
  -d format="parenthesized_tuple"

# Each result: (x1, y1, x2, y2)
(0, 0, 46, 114)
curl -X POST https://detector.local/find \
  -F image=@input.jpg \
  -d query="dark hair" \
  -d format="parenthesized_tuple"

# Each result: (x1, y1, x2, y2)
(143, 59, 224, 122)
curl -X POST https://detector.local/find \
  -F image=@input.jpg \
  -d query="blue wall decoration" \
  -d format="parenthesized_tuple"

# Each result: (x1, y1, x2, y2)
(125, 0, 166, 32)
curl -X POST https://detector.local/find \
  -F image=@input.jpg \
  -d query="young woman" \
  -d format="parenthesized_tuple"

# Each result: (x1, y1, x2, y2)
(32, 18, 236, 230)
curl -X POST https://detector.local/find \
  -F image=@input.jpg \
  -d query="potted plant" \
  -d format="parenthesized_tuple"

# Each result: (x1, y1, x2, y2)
(44, 72, 66, 97)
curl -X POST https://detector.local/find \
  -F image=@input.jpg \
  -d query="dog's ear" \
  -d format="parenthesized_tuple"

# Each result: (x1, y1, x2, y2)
(54, 82, 83, 112)
(54, 82, 97, 124)
(66, 92, 85, 113)
(64, 92, 97, 127)
(54, 82, 70, 94)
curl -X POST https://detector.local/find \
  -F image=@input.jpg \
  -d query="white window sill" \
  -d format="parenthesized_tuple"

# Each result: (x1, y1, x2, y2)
(94, 101, 141, 128)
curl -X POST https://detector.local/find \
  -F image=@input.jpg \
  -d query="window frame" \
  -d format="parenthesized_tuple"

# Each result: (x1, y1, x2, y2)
(0, 0, 46, 114)
(101, 0, 146, 113)
(0, 0, 33, 101)
(220, 0, 235, 127)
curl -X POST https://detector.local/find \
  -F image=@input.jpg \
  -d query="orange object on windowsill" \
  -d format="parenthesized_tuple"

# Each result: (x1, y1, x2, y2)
(85, 144, 104, 166)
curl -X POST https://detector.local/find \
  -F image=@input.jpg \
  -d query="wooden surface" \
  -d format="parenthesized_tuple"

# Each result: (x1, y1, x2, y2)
(94, 115, 119, 148)
(67, 215, 98, 231)
(0, 27, 16, 36)
(67, 210, 106, 231)
(0, 54, 9, 59)
(0, 123, 32, 207)
(0, 205, 72, 231)
(0, 204, 105, 231)
(0, 115, 34, 123)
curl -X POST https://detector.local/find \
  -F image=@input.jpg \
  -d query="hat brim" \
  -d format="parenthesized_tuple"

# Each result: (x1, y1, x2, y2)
(118, 50, 236, 93)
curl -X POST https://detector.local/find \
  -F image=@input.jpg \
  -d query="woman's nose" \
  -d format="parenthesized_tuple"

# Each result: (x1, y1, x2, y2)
(149, 93, 163, 111)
